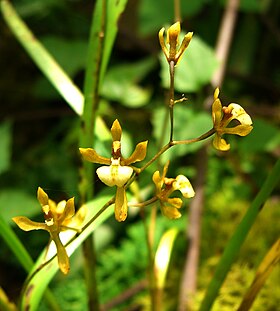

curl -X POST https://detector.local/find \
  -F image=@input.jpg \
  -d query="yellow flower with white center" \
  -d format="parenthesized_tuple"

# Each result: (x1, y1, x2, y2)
(212, 88, 253, 151)
(153, 162, 195, 219)
(80, 119, 148, 222)
(12, 187, 86, 274)
(159, 21, 193, 65)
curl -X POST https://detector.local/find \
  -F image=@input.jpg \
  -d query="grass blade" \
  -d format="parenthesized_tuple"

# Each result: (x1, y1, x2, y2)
(199, 157, 280, 311)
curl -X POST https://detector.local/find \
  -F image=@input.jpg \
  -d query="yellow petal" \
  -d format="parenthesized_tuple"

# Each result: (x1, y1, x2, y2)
(176, 31, 193, 64)
(79, 148, 111, 165)
(228, 103, 253, 125)
(161, 204, 182, 219)
(213, 134, 230, 151)
(212, 98, 223, 128)
(167, 21, 181, 45)
(66, 205, 87, 228)
(124, 140, 148, 165)
(158, 27, 169, 60)
(167, 197, 183, 209)
(115, 186, 128, 222)
(61, 197, 75, 222)
(224, 124, 253, 137)
(12, 216, 48, 231)
(173, 175, 195, 198)
(111, 119, 122, 142)
(51, 233, 70, 274)
(97, 165, 133, 187)
(214, 88, 220, 100)
(152, 170, 163, 193)
(37, 187, 49, 207)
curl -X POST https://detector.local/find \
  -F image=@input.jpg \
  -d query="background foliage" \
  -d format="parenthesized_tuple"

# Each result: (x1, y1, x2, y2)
(0, 0, 279, 310)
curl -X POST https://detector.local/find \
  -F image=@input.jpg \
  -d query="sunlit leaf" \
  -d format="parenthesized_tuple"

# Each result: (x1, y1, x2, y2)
(154, 228, 179, 289)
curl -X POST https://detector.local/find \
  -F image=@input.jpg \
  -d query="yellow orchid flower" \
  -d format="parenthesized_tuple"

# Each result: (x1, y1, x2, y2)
(12, 187, 86, 274)
(159, 21, 193, 65)
(80, 119, 148, 222)
(212, 88, 253, 151)
(153, 162, 195, 219)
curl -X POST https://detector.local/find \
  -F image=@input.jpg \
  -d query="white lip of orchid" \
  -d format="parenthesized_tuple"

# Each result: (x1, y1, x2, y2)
(96, 158, 133, 187)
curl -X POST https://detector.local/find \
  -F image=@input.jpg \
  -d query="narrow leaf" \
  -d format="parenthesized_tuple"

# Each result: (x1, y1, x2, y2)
(237, 239, 280, 311)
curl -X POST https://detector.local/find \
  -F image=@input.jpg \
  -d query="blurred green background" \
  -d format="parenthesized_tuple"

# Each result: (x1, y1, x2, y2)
(0, 0, 279, 310)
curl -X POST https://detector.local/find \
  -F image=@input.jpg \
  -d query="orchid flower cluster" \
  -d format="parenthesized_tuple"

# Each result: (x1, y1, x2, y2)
(12, 22, 253, 275)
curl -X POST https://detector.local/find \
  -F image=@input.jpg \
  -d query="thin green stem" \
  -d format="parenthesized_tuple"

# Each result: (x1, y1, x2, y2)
(139, 128, 215, 173)
(174, 0, 181, 22)
(169, 61, 176, 142)
(199, 157, 280, 311)
(79, 1, 107, 310)
(128, 196, 158, 208)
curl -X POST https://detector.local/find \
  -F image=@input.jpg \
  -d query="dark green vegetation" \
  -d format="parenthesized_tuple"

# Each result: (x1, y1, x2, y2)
(0, 0, 279, 310)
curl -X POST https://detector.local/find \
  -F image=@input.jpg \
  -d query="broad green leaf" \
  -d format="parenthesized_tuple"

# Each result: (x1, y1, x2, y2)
(152, 105, 212, 161)
(239, 119, 280, 153)
(20, 192, 114, 311)
(0, 121, 12, 175)
(160, 36, 218, 92)
(101, 58, 155, 107)
(0, 189, 38, 224)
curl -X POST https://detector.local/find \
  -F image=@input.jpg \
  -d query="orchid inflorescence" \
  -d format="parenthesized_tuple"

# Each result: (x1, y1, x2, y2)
(12, 22, 253, 275)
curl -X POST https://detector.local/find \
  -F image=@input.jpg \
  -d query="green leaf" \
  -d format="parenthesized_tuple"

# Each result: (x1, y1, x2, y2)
(0, 189, 39, 224)
(160, 36, 218, 92)
(139, 0, 207, 35)
(152, 105, 212, 161)
(238, 119, 280, 153)
(101, 58, 155, 107)
(40, 36, 87, 76)
(20, 193, 114, 311)
(0, 121, 12, 175)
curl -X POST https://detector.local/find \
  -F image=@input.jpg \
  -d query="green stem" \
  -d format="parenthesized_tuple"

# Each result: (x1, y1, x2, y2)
(79, 0, 107, 309)
(139, 128, 215, 173)
(169, 61, 175, 142)
(199, 157, 280, 311)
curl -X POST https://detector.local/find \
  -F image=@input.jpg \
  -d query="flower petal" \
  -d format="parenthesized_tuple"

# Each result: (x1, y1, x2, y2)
(51, 233, 70, 274)
(212, 98, 223, 128)
(79, 148, 111, 165)
(161, 204, 182, 219)
(37, 187, 49, 207)
(158, 27, 169, 60)
(97, 165, 133, 187)
(115, 186, 128, 222)
(176, 32, 193, 64)
(65, 205, 87, 228)
(61, 197, 75, 222)
(167, 197, 183, 209)
(213, 134, 230, 151)
(124, 141, 148, 165)
(223, 124, 253, 136)
(173, 175, 195, 198)
(228, 103, 252, 125)
(12, 216, 48, 231)
(111, 119, 122, 142)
